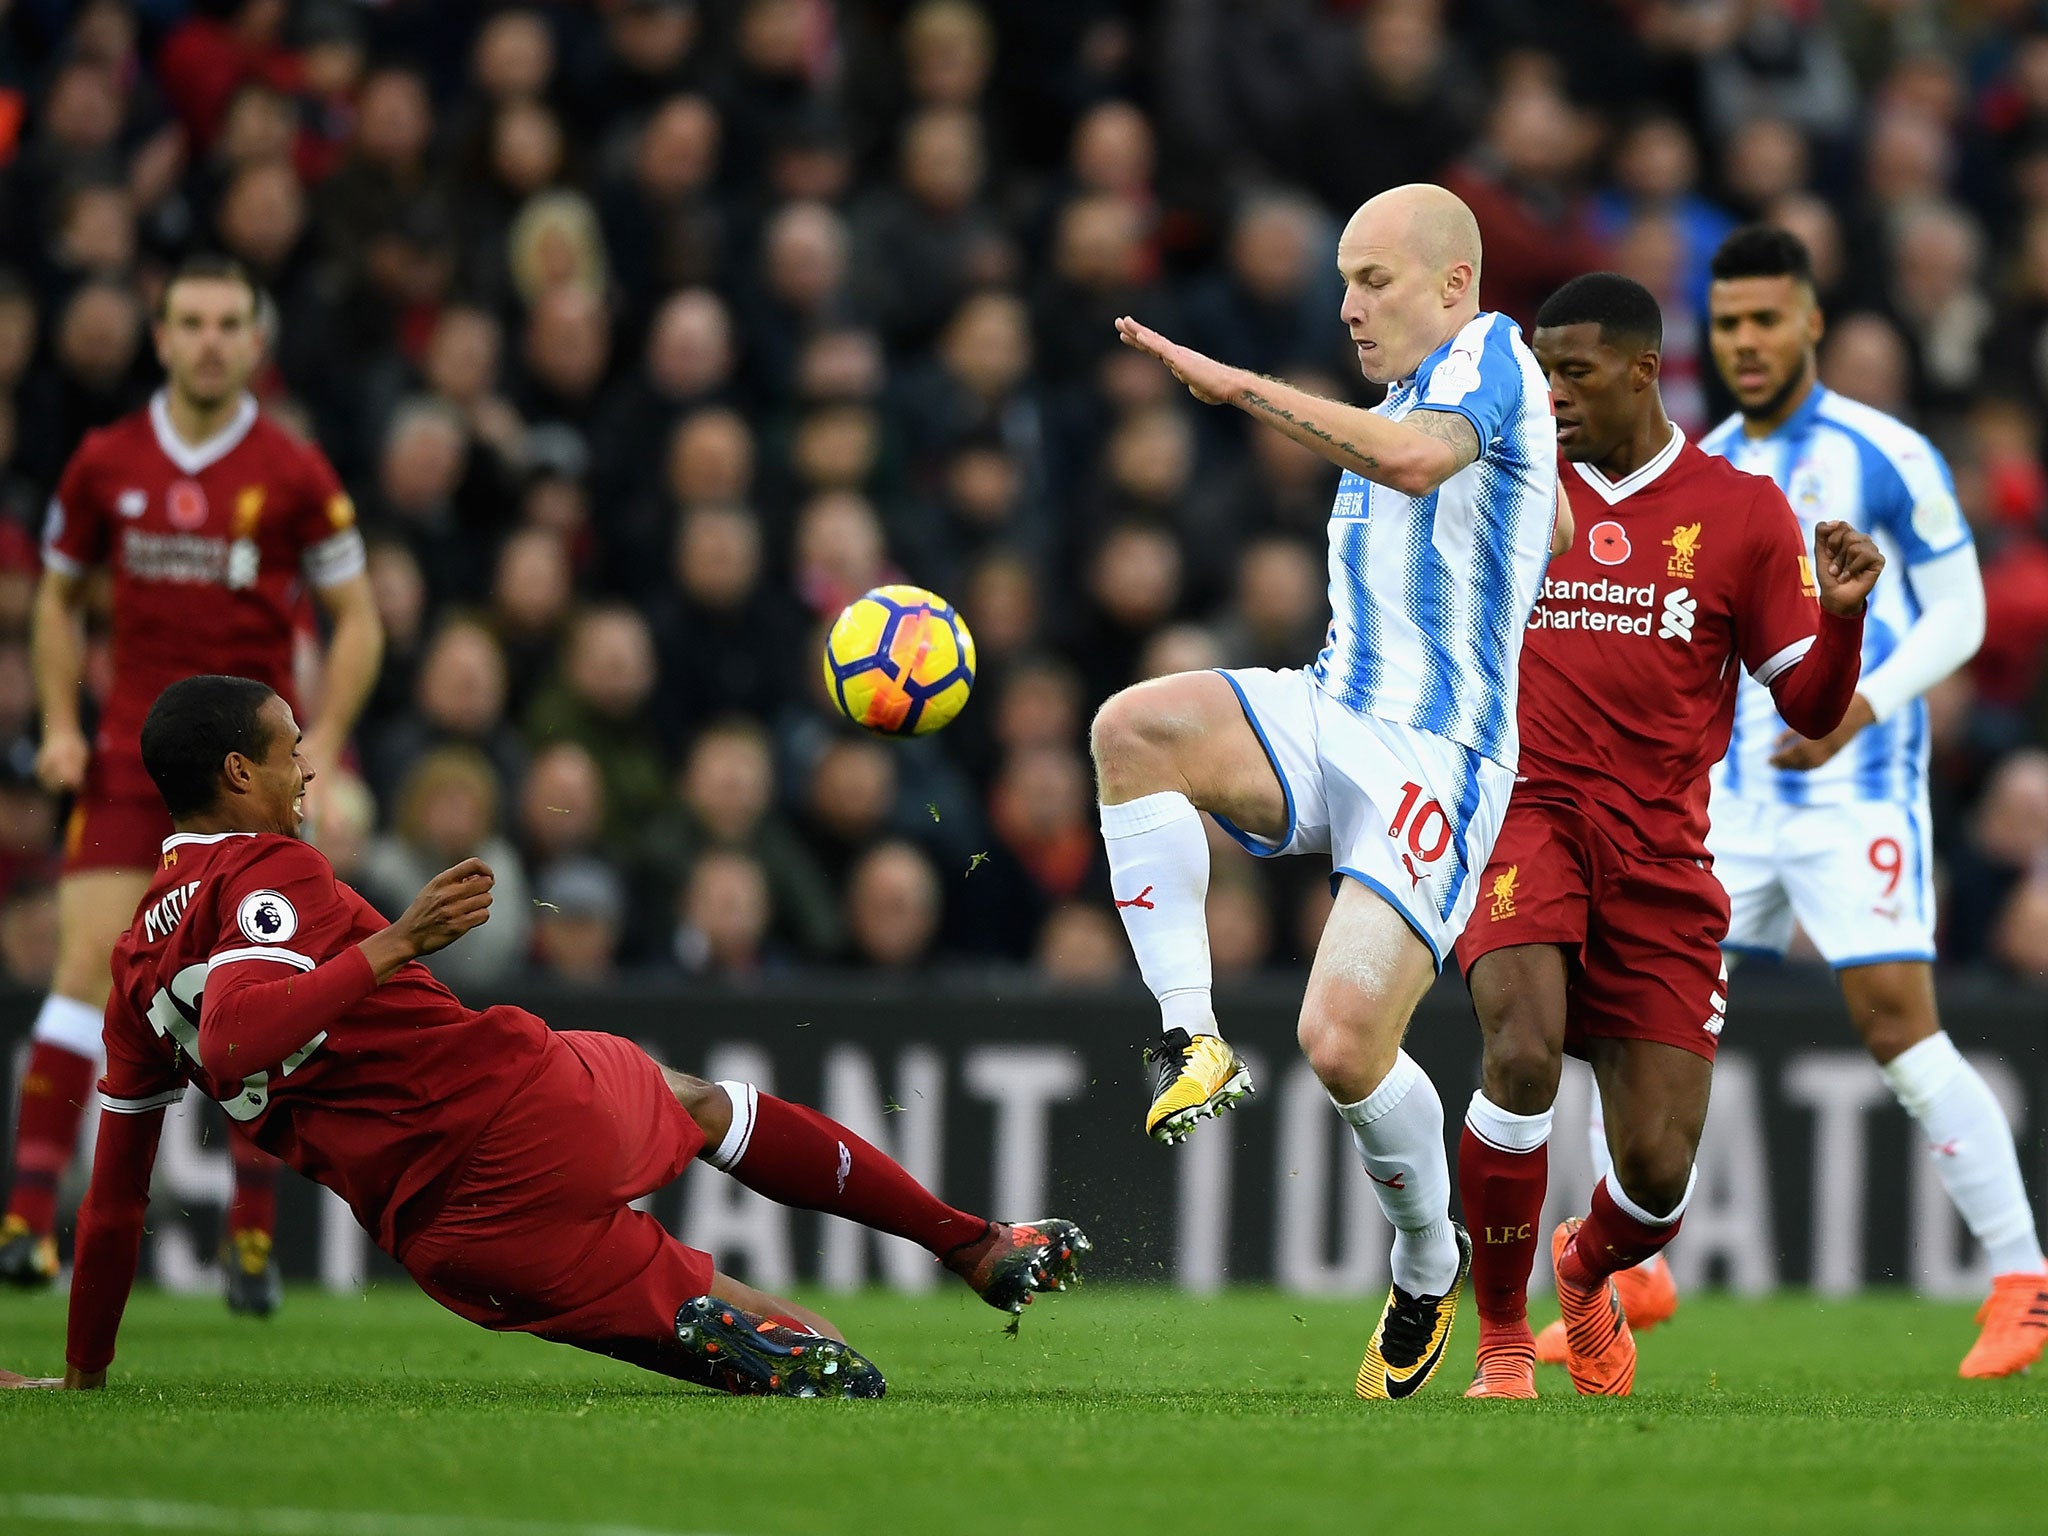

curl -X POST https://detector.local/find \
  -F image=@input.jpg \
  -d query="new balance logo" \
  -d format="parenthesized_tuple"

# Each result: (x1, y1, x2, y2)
(1658, 586, 1697, 642)
(1114, 886, 1156, 910)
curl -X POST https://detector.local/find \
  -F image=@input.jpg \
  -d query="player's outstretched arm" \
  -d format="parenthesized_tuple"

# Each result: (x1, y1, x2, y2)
(1113, 316, 1476, 495)
(0, 1103, 172, 1389)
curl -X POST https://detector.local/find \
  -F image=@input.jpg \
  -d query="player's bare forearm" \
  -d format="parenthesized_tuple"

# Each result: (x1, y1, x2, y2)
(1112, 314, 1477, 494)
(30, 569, 89, 737)
(304, 575, 383, 763)
(1236, 375, 1478, 495)
(357, 857, 497, 984)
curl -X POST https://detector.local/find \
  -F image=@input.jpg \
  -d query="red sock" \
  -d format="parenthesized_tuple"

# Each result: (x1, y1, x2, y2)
(6, 1042, 98, 1234)
(1458, 1124, 1548, 1328)
(1558, 1178, 1681, 1289)
(718, 1092, 985, 1257)
(227, 1142, 280, 1236)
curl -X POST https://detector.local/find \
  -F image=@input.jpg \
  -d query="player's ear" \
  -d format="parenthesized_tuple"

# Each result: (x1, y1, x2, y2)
(1634, 347, 1662, 391)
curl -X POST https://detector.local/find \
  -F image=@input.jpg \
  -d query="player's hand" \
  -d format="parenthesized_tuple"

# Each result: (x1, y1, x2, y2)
(394, 858, 495, 960)
(1114, 316, 1242, 405)
(1768, 693, 1877, 771)
(34, 727, 90, 794)
(0, 1365, 100, 1389)
(1812, 520, 1884, 616)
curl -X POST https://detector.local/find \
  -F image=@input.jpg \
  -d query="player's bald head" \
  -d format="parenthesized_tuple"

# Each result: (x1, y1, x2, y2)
(1336, 184, 1484, 385)
(1343, 184, 1483, 287)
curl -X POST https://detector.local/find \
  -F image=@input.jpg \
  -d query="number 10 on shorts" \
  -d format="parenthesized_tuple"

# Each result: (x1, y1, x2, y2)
(1389, 780, 1450, 885)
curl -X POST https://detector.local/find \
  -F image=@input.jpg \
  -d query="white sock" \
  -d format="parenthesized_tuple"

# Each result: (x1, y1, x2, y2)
(1882, 1033, 2047, 1277)
(1099, 791, 1213, 1035)
(30, 993, 106, 1058)
(1465, 1090, 1554, 1153)
(1335, 1050, 1458, 1295)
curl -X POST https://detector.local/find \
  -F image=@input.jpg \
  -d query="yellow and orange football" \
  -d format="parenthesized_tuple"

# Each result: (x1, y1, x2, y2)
(821, 585, 977, 736)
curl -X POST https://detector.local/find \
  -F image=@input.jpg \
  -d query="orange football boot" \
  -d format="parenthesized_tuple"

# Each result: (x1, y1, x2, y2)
(1551, 1218, 1636, 1396)
(1535, 1251, 1675, 1365)
(1466, 1323, 1538, 1399)
(1958, 1270, 2048, 1379)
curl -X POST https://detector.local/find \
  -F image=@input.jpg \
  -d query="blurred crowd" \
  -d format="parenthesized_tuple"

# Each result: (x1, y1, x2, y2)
(2, 0, 2048, 987)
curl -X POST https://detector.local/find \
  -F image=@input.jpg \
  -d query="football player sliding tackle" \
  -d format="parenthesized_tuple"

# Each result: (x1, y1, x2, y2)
(1455, 272, 1882, 1397)
(1101, 184, 1568, 1399)
(2, 677, 1086, 1398)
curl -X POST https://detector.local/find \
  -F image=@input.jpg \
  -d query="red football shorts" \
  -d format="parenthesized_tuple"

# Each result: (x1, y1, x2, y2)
(61, 758, 172, 875)
(1453, 794, 1732, 1062)
(395, 1029, 715, 1377)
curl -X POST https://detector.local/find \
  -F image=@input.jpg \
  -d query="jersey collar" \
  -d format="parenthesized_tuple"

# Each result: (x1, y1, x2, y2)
(1568, 423, 1684, 505)
(162, 831, 258, 852)
(149, 390, 259, 476)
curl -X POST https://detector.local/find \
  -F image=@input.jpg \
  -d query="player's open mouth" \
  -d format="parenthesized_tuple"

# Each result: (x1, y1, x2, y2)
(1556, 420, 1581, 441)
(1734, 366, 1770, 390)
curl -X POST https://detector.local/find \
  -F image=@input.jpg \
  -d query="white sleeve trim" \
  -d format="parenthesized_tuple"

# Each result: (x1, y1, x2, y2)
(208, 946, 317, 974)
(302, 527, 367, 588)
(1750, 635, 1815, 686)
(100, 1087, 185, 1114)
(1860, 543, 1986, 724)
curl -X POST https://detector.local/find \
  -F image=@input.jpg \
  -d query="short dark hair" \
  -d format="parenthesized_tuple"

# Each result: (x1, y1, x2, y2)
(141, 676, 279, 818)
(1534, 272, 1663, 350)
(157, 254, 261, 320)
(1709, 224, 1815, 287)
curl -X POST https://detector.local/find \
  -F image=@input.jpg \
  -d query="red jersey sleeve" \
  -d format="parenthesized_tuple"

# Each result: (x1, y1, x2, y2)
(68, 985, 178, 1375)
(41, 431, 112, 576)
(1734, 479, 1825, 681)
(1736, 480, 1865, 737)
(98, 962, 190, 1114)
(198, 839, 378, 1080)
(288, 444, 366, 590)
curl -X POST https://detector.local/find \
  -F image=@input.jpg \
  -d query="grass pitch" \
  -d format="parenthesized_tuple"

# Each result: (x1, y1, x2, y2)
(0, 1285, 2040, 1536)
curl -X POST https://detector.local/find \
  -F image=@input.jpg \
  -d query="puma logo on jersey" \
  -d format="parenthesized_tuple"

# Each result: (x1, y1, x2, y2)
(1658, 586, 1696, 642)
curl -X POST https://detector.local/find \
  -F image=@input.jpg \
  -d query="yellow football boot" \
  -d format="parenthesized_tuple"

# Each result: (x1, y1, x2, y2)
(1143, 1028, 1253, 1145)
(0, 1213, 58, 1288)
(1357, 1224, 1471, 1400)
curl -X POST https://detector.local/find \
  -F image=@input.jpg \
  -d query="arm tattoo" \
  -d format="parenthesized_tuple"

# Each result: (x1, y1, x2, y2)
(1240, 389, 1378, 469)
(1405, 408, 1482, 470)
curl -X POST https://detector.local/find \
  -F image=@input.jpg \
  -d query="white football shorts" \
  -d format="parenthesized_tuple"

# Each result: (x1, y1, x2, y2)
(1706, 790, 1937, 967)
(1209, 666, 1515, 967)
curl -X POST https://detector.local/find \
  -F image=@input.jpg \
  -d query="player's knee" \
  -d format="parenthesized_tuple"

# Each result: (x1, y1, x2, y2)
(1846, 993, 1934, 1064)
(1295, 1008, 1392, 1103)
(663, 1069, 731, 1142)
(1090, 681, 1194, 786)
(1609, 1135, 1693, 1218)
(1478, 1020, 1563, 1114)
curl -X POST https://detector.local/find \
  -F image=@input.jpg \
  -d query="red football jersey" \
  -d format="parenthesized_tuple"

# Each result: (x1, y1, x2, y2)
(100, 831, 550, 1253)
(1519, 432, 1826, 858)
(41, 392, 365, 801)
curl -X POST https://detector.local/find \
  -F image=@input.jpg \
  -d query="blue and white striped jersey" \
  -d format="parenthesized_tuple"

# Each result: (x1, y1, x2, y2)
(1700, 386, 1972, 805)
(1310, 311, 1557, 770)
